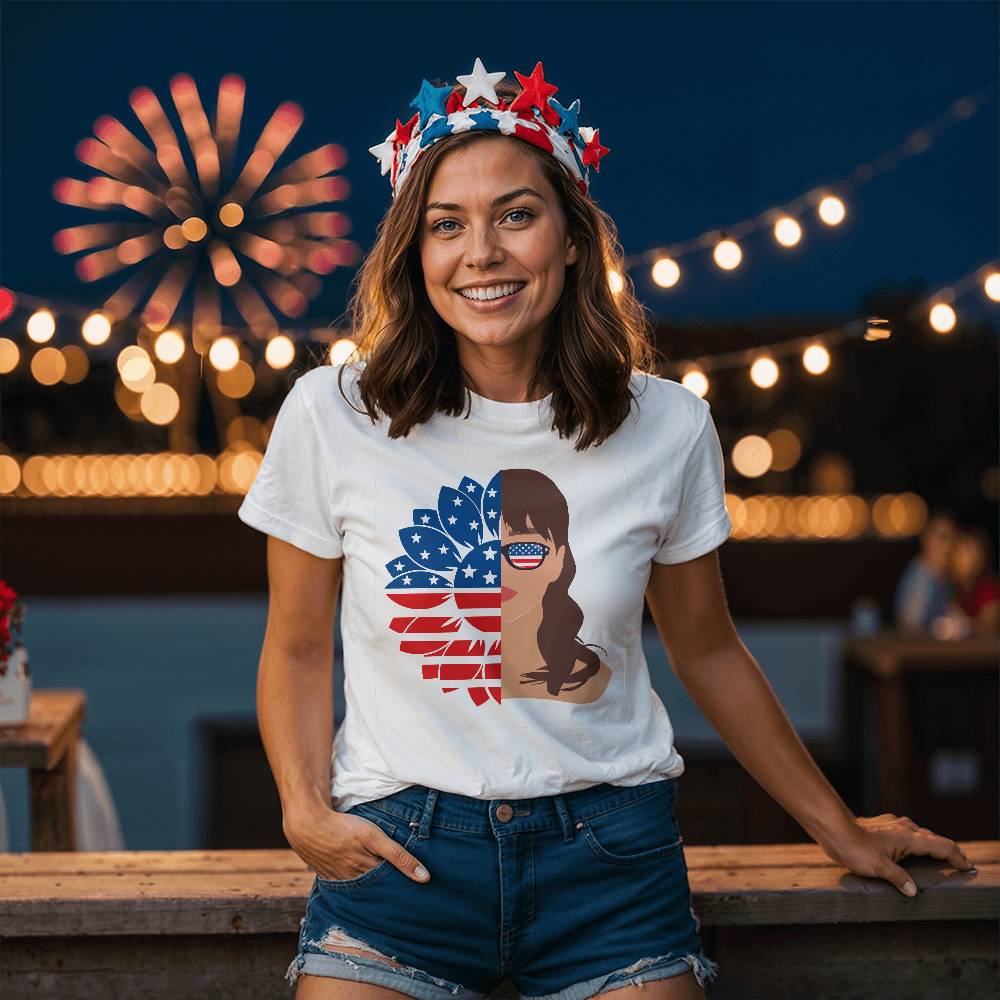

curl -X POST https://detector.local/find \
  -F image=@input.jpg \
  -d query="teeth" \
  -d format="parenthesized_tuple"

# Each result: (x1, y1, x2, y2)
(459, 282, 525, 301)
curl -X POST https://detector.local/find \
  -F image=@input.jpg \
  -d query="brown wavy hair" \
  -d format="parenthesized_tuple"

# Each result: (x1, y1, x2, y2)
(502, 468, 608, 696)
(334, 77, 664, 450)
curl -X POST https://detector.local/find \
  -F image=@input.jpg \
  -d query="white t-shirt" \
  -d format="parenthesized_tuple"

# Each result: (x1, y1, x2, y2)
(238, 362, 732, 812)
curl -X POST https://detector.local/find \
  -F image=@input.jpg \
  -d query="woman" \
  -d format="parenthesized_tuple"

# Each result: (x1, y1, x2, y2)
(239, 59, 975, 1000)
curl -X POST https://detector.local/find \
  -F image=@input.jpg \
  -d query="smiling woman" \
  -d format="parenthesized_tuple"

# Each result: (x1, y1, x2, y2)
(345, 73, 656, 449)
(238, 56, 972, 1000)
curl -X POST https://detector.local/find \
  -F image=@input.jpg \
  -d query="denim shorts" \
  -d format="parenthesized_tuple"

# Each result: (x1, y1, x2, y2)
(285, 776, 719, 999)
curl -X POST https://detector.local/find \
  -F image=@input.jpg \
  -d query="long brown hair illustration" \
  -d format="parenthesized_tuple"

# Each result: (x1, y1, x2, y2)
(500, 469, 612, 703)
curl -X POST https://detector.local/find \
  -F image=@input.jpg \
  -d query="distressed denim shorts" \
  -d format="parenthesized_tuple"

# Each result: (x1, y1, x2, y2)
(285, 776, 719, 999)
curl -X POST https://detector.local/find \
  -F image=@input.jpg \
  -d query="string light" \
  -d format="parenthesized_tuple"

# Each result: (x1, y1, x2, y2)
(750, 354, 780, 388)
(929, 302, 957, 334)
(713, 237, 742, 271)
(621, 87, 991, 283)
(27, 308, 56, 343)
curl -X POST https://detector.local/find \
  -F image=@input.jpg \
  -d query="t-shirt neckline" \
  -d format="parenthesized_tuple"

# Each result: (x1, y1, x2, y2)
(464, 385, 554, 426)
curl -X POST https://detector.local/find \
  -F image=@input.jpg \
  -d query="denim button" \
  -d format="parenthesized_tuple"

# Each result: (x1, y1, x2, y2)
(496, 803, 513, 821)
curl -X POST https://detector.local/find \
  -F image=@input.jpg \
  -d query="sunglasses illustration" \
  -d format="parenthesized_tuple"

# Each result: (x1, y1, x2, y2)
(501, 541, 551, 570)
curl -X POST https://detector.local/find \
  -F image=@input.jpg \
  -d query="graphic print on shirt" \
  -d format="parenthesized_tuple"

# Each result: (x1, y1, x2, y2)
(383, 468, 613, 709)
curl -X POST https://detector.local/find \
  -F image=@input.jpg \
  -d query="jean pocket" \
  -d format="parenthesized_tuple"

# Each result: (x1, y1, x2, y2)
(316, 804, 419, 889)
(579, 781, 683, 865)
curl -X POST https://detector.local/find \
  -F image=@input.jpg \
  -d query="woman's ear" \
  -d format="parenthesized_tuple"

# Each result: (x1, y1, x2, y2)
(565, 236, 578, 266)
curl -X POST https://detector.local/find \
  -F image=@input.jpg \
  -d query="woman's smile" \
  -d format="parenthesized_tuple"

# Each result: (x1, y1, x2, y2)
(455, 282, 527, 312)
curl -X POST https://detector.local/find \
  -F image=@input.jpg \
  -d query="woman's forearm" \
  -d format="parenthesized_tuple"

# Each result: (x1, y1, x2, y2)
(673, 638, 857, 847)
(257, 634, 334, 821)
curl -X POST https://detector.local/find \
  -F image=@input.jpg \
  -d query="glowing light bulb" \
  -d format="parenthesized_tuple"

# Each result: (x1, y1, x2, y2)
(802, 344, 830, 374)
(929, 302, 956, 334)
(713, 238, 742, 270)
(774, 216, 802, 247)
(651, 257, 680, 288)
(27, 308, 56, 343)
(750, 356, 779, 388)
(209, 336, 240, 371)
(818, 195, 846, 226)
(82, 311, 112, 345)
(265, 334, 295, 369)
(681, 368, 709, 398)
(328, 338, 358, 366)
(155, 329, 186, 364)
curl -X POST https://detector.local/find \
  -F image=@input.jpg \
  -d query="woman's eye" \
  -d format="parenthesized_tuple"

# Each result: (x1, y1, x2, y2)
(431, 209, 533, 233)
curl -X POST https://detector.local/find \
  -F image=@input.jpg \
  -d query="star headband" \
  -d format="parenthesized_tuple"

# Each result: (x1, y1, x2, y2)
(368, 57, 610, 199)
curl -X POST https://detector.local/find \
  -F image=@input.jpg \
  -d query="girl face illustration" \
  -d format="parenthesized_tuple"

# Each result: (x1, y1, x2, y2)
(500, 515, 565, 623)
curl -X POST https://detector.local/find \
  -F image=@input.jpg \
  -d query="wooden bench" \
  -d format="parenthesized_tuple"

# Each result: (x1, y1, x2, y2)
(1, 842, 996, 998)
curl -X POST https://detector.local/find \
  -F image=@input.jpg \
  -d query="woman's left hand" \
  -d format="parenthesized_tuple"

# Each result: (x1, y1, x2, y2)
(818, 812, 977, 897)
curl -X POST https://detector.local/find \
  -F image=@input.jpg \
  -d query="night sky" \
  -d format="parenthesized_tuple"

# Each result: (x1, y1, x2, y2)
(2, 0, 998, 328)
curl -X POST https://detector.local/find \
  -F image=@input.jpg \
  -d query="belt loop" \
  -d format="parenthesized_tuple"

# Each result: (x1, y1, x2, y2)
(551, 793, 577, 843)
(414, 786, 438, 840)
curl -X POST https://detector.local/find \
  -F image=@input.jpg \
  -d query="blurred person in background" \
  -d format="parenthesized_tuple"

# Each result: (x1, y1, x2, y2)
(950, 526, 1000, 636)
(894, 510, 961, 635)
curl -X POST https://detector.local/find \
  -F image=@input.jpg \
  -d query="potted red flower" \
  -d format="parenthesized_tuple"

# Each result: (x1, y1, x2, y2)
(0, 580, 29, 724)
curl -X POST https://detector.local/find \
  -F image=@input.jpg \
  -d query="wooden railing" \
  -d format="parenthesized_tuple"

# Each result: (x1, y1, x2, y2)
(0, 842, 996, 998)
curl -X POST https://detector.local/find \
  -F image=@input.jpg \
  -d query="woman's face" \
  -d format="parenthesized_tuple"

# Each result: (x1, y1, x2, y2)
(500, 516, 564, 622)
(419, 139, 578, 358)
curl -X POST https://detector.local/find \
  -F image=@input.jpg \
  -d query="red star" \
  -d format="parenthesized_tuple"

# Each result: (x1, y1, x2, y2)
(394, 112, 420, 145)
(511, 61, 558, 115)
(582, 128, 610, 171)
(445, 88, 465, 114)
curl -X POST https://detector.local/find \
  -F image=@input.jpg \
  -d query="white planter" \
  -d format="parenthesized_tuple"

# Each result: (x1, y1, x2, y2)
(0, 645, 31, 724)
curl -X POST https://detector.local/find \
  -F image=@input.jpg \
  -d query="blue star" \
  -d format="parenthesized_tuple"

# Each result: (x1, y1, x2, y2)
(409, 80, 453, 127)
(550, 97, 581, 136)
(419, 115, 454, 148)
(469, 109, 500, 132)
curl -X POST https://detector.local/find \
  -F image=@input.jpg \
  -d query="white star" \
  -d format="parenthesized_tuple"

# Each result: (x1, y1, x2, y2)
(464, 481, 477, 492)
(486, 509, 496, 519)
(456, 57, 506, 107)
(484, 546, 497, 561)
(452, 496, 463, 506)
(483, 571, 497, 585)
(469, 521, 478, 531)
(420, 514, 431, 524)
(492, 109, 521, 135)
(420, 550, 430, 560)
(462, 565, 477, 578)
(394, 561, 405, 572)
(487, 488, 497, 497)
(411, 532, 422, 542)
(447, 109, 477, 134)
(368, 129, 397, 176)
(403, 575, 412, 586)
(430, 575, 439, 585)
(448, 515, 458, 525)
(439, 544, 449, 554)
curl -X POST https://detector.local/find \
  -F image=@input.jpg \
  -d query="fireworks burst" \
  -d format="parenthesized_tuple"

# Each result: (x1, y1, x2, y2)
(52, 73, 359, 347)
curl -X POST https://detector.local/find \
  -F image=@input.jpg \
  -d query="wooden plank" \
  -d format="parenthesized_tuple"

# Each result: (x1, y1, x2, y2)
(707, 920, 999, 999)
(0, 690, 86, 769)
(0, 844, 995, 936)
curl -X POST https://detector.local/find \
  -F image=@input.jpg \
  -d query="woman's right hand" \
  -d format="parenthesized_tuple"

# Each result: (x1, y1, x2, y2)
(283, 804, 431, 883)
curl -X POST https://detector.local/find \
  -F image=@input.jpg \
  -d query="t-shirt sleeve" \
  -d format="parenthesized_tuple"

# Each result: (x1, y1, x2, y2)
(237, 375, 344, 559)
(652, 400, 733, 564)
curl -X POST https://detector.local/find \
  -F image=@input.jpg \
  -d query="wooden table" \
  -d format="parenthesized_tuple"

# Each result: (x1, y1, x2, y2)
(0, 842, 995, 998)
(0, 690, 86, 851)
(842, 632, 999, 816)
